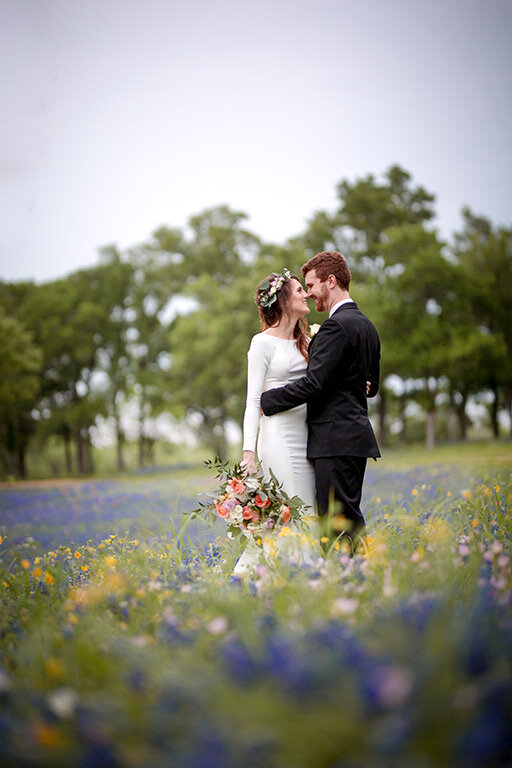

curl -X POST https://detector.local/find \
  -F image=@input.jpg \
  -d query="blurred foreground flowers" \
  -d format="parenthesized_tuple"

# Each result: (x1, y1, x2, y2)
(0, 468, 511, 767)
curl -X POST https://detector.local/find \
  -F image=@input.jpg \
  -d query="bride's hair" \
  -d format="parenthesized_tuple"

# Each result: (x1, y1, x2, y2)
(255, 275, 309, 360)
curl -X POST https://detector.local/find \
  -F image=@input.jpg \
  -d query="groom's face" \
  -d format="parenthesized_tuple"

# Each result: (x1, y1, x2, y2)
(305, 269, 330, 312)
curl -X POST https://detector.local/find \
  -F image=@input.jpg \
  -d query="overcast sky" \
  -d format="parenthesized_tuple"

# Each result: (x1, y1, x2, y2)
(1, 0, 511, 284)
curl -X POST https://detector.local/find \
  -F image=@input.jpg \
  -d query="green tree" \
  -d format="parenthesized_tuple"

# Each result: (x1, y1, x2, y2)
(379, 225, 455, 449)
(15, 271, 109, 474)
(93, 246, 135, 472)
(126, 226, 187, 467)
(292, 166, 437, 445)
(169, 272, 258, 458)
(453, 209, 512, 437)
(0, 307, 41, 477)
(168, 206, 262, 458)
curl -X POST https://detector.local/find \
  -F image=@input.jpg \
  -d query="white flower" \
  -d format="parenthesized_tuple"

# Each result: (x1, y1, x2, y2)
(332, 597, 359, 615)
(309, 323, 321, 337)
(207, 617, 228, 635)
(245, 477, 260, 492)
(47, 687, 78, 719)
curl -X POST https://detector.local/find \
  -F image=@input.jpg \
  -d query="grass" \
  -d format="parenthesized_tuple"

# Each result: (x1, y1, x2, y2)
(380, 438, 512, 471)
(0, 442, 511, 767)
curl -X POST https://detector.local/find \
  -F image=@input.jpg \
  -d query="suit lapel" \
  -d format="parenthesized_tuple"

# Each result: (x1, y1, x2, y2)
(308, 303, 358, 362)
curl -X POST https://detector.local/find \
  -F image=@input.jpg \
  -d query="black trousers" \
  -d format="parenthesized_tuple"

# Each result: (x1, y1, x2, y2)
(313, 455, 367, 546)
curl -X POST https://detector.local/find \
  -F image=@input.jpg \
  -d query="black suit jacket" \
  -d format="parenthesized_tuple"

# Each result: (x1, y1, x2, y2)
(260, 302, 381, 459)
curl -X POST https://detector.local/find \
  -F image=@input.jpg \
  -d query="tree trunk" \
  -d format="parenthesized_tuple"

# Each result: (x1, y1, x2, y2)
(138, 392, 146, 468)
(114, 402, 126, 472)
(426, 409, 436, 450)
(85, 429, 95, 474)
(425, 378, 437, 451)
(16, 442, 26, 479)
(7, 422, 16, 476)
(399, 392, 407, 444)
(64, 433, 73, 474)
(147, 437, 155, 466)
(378, 387, 387, 448)
(202, 412, 228, 460)
(116, 427, 126, 472)
(490, 385, 500, 439)
(457, 391, 468, 441)
(507, 386, 512, 440)
(76, 429, 85, 474)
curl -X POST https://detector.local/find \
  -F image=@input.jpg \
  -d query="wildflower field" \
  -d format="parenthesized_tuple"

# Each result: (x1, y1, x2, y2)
(1, 447, 511, 767)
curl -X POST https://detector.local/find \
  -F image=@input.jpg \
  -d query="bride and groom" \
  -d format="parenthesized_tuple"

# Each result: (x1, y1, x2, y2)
(235, 250, 380, 574)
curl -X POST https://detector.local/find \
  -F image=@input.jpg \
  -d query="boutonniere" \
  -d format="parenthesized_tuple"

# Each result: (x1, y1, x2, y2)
(309, 323, 321, 338)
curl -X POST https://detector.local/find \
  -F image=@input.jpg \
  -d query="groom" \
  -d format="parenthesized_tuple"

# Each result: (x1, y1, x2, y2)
(260, 251, 380, 553)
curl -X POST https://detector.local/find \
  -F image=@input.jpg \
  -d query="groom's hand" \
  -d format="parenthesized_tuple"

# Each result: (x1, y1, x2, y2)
(366, 380, 371, 396)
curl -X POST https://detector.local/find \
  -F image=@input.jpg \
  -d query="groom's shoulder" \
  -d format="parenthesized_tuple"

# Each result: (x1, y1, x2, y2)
(331, 304, 378, 333)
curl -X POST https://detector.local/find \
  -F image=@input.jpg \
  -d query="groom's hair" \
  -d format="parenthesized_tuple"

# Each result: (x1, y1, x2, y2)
(302, 251, 351, 291)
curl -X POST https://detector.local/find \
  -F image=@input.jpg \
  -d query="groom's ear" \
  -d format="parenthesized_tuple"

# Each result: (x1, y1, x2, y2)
(326, 274, 337, 288)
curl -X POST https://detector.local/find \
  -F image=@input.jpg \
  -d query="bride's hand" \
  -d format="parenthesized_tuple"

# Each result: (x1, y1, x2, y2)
(241, 450, 258, 477)
(366, 380, 371, 396)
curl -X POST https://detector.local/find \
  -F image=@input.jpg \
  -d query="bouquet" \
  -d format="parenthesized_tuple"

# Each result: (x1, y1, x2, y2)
(188, 457, 309, 547)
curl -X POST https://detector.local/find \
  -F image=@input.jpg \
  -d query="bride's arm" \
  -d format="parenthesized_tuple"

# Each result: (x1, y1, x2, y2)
(241, 336, 270, 475)
(241, 450, 258, 476)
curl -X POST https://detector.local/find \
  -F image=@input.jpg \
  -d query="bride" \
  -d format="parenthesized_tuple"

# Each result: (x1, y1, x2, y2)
(233, 268, 316, 574)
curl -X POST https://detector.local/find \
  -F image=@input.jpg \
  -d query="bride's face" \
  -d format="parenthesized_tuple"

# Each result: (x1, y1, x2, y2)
(288, 278, 310, 317)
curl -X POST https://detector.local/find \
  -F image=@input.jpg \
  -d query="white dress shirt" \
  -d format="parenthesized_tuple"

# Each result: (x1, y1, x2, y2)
(329, 297, 353, 317)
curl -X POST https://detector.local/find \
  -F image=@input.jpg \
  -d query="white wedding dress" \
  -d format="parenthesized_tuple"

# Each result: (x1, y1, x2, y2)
(233, 332, 316, 574)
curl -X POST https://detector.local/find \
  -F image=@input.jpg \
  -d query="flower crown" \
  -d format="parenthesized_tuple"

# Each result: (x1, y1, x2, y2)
(258, 268, 292, 308)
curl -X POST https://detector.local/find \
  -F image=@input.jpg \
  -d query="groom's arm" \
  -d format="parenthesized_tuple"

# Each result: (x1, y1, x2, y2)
(261, 321, 344, 415)
(366, 327, 381, 399)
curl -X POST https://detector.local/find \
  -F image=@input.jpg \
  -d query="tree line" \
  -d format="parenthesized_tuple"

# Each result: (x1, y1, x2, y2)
(1, 165, 511, 478)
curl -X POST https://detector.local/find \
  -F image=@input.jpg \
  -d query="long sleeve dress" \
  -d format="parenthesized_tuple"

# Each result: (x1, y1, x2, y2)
(234, 333, 316, 574)
(242, 332, 316, 510)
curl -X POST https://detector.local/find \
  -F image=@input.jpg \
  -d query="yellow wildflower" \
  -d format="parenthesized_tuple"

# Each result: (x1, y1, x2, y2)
(411, 489, 418, 496)
(471, 519, 479, 528)
(33, 723, 64, 748)
(45, 658, 63, 679)
(74, 551, 81, 559)
(320, 536, 329, 543)
(80, 565, 89, 572)
(21, 559, 31, 570)
(33, 567, 43, 579)
(44, 571, 54, 585)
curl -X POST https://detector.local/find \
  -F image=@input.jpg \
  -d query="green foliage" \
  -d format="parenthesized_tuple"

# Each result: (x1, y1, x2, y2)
(0, 308, 41, 409)
(1, 169, 511, 478)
